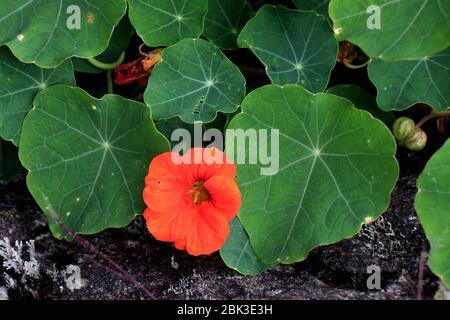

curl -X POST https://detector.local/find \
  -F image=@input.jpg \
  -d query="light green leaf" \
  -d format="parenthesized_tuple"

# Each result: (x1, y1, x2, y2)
(145, 38, 246, 123)
(0, 46, 75, 145)
(227, 84, 399, 264)
(72, 15, 133, 74)
(329, 0, 450, 61)
(292, 0, 330, 18)
(203, 0, 254, 50)
(0, 139, 23, 183)
(415, 140, 450, 288)
(128, 0, 208, 47)
(19, 85, 170, 239)
(368, 48, 450, 111)
(238, 5, 337, 93)
(220, 217, 272, 275)
(0, 0, 127, 68)
(326, 84, 395, 126)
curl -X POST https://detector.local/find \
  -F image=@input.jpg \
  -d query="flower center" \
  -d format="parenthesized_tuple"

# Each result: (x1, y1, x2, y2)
(188, 181, 211, 205)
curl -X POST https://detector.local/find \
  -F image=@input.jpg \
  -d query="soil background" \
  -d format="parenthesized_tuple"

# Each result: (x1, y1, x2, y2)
(0, 151, 441, 300)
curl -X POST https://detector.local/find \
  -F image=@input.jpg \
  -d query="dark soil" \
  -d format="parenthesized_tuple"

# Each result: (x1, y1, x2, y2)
(0, 151, 441, 300)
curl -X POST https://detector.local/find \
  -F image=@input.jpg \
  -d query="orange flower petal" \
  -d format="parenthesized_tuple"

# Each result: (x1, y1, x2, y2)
(202, 176, 241, 221)
(143, 152, 191, 212)
(185, 211, 230, 256)
(143, 148, 241, 256)
(174, 239, 186, 251)
(144, 201, 195, 243)
(182, 148, 236, 181)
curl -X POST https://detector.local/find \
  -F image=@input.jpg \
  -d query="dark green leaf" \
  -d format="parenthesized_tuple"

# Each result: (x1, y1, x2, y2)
(203, 0, 254, 49)
(19, 85, 170, 238)
(0, 139, 23, 183)
(145, 38, 246, 123)
(326, 84, 395, 126)
(238, 5, 337, 92)
(220, 217, 272, 275)
(128, 0, 208, 47)
(415, 140, 450, 288)
(227, 84, 399, 264)
(329, 0, 450, 60)
(0, 0, 127, 67)
(368, 48, 450, 111)
(0, 46, 75, 145)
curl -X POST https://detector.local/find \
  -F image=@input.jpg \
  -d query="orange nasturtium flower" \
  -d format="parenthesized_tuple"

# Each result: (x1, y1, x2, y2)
(143, 148, 242, 256)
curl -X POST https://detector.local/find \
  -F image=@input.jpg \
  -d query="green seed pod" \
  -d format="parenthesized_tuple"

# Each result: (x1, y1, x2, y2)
(404, 128, 427, 151)
(392, 117, 415, 143)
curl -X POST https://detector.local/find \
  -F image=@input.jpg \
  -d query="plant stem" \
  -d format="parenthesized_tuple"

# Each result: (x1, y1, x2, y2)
(416, 249, 428, 300)
(416, 110, 450, 128)
(87, 51, 126, 70)
(40, 192, 157, 300)
(343, 58, 372, 69)
(238, 65, 266, 76)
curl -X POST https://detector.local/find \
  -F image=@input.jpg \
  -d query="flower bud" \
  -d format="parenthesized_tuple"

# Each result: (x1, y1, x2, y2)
(392, 117, 415, 143)
(404, 128, 427, 151)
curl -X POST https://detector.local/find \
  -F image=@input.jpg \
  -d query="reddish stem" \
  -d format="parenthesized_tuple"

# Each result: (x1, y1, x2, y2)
(416, 250, 428, 300)
(416, 110, 450, 128)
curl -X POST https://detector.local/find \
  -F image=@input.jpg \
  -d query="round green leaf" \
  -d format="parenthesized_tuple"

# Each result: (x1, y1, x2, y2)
(237, 5, 337, 93)
(0, 139, 23, 183)
(128, 0, 208, 47)
(415, 140, 450, 288)
(0, 46, 75, 145)
(227, 84, 399, 265)
(0, 0, 127, 68)
(326, 84, 395, 126)
(203, 0, 254, 50)
(72, 15, 133, 74)
(220, 218, 272, 275)
(19, 85, 170, 238)
(145, 38, 246, 123)
(368, 48, 450, 111)
(329, 0, 450, 61)
(292, 0, 330, 18)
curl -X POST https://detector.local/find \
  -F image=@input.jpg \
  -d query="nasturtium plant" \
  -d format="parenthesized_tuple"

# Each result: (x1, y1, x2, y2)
(142, 148, 241, 256)
(368, 48, 450, 111)
(227, 84, 399, 265)
(144, 38, 246, 123)
(203, 0, 254, 50)
(0, 140, 22, 183)
(128, 0, 208, 47)
(19, 85, 169, 238)
(0, 0, 127, 68)
(0, 0, 448, 289)
(292, 0, 330, 19)
(0, 46, 75, 145)
(415, 140, 450, 288)
(238, 5, 338, 93)
(326, 84, 395, 127)
(329, 0, 450, 61)
(72, 15, 133, 74)
(220, 217, 271, 275)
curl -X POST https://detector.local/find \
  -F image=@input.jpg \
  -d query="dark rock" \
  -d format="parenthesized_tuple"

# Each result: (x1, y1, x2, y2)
(0, 153, 439, 300)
